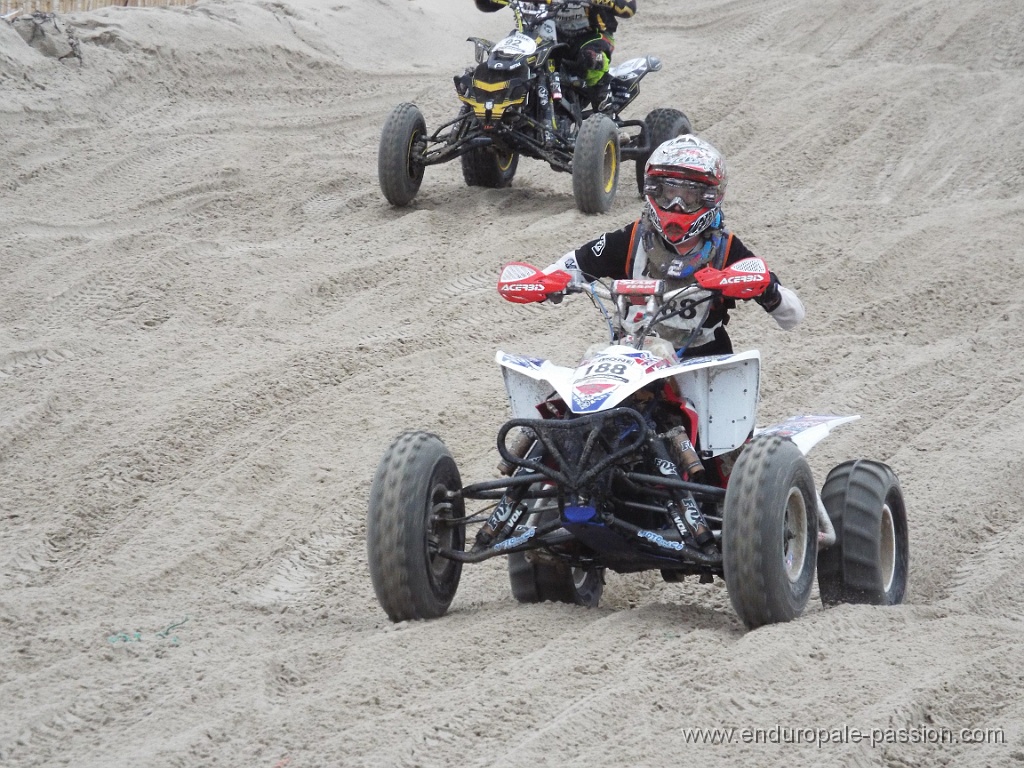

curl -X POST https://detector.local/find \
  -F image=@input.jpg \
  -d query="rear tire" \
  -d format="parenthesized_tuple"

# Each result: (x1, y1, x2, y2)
(635, 108, 693, 196)
(817, 460, 909, 606)
(378, 103, 427, 207)
(461, 144, 519, 188)
(509, 554, 604, 607)
(572, 113, 620, 214)
(367, 432, 465, 621)
(508, 501, 603, 607)
(722, 435, 817, 630)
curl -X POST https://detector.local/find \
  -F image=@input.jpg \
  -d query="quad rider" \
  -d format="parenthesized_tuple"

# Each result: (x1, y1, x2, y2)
(473, 0, 637, 113)
(542, 134, 806, 357)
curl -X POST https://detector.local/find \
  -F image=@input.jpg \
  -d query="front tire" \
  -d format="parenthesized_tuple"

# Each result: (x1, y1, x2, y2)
(461, 144, 519, 188)
(572, 113, 620, 214)
(722, 435, 818, 630)
(817, 460, 909, 606)
(378, 103, 427, 207)
(635, 108, 693, 196)
(367, 431, 465, 621)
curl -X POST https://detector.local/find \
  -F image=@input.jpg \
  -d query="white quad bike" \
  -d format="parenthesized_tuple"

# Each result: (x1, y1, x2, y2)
(367, 258, 910, 629)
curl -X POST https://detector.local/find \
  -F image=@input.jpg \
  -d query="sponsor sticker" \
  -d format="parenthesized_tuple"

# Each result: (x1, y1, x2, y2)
(494, 526, 536, 552)
(501, 353, 546, 369)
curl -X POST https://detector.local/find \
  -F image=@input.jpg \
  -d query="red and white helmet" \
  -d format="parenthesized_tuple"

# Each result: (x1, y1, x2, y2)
(643, 134, 728, 256)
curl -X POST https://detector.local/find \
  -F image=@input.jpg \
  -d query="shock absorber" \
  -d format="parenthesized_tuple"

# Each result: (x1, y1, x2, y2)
(475, 437, 543, 549)
(539, 73, 556, 145)
(649, 435, 714, 547)
(551, 70, 562, 102)
(497, 427, 534, 476)
(665, 425, 705, 481)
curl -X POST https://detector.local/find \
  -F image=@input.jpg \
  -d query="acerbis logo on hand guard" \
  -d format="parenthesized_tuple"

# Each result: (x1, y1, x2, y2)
(720, 274, 764, 284)
(500, 283, 547, 292)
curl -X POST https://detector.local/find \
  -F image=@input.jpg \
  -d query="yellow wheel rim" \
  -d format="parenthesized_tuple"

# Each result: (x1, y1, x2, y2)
(603, 139, 617, 193)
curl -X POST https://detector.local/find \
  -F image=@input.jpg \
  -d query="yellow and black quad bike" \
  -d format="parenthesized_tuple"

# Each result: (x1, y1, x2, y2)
(377, 0, 691, 214)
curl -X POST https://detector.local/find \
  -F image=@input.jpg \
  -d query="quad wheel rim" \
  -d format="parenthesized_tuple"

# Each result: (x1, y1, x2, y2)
(880, 502, 897, 592)
(406, 129, 423, 181)
(783, 487, 809, 582)
(572, 567, 589, 591)
(603, 139, 617, 193)
(426, 481, 457, 581)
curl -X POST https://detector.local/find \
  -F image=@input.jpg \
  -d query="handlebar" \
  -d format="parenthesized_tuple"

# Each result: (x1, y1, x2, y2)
(498, 256, 770, 354)
(561, 273, 705, 305)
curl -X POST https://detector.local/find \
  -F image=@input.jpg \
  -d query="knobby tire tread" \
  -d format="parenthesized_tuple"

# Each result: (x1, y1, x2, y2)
(507, 505, 603, 607)
(723, 435, 816, 629)
(462, 146, 518, 188)
(573, 114, 620, 214)
(367, 431, 462, 621)
(378, 103, 426, 207)
(818, 460, 908, 605)
(636, 108, 692, 195)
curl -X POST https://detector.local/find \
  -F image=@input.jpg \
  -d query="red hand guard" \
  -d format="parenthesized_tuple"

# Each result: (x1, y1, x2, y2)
(497, 262, 573, 304)
(694, 257, 772, 300)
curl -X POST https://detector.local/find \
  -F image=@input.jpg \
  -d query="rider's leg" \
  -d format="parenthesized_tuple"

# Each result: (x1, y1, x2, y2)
(577, 34, 615, 113)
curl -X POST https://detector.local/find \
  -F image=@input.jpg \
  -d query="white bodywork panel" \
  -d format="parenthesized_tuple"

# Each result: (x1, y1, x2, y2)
(500, 360, 555, 419)
(670, 351, 760, 456)
(496, 347, 763, 457)
(608, 57, 651, 81)
(496, 347, 861, 457)
(493, 32, 536, 58)
(755, 415, 862, 455)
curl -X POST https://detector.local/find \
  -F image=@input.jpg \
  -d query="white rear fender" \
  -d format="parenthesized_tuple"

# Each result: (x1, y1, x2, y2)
(609, 55, 662, 82)
(755, 415, 861, 455)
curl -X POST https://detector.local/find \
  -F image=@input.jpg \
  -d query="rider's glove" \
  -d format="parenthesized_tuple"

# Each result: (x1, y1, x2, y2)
(540, 269, 585, 304)
(753, 272, 782, 312)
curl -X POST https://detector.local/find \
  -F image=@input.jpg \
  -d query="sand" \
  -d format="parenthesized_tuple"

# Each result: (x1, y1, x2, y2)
(2, 0, 1023, 765)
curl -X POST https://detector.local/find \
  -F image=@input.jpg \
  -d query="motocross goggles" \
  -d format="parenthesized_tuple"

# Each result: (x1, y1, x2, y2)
(644, 177, 719, 214)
